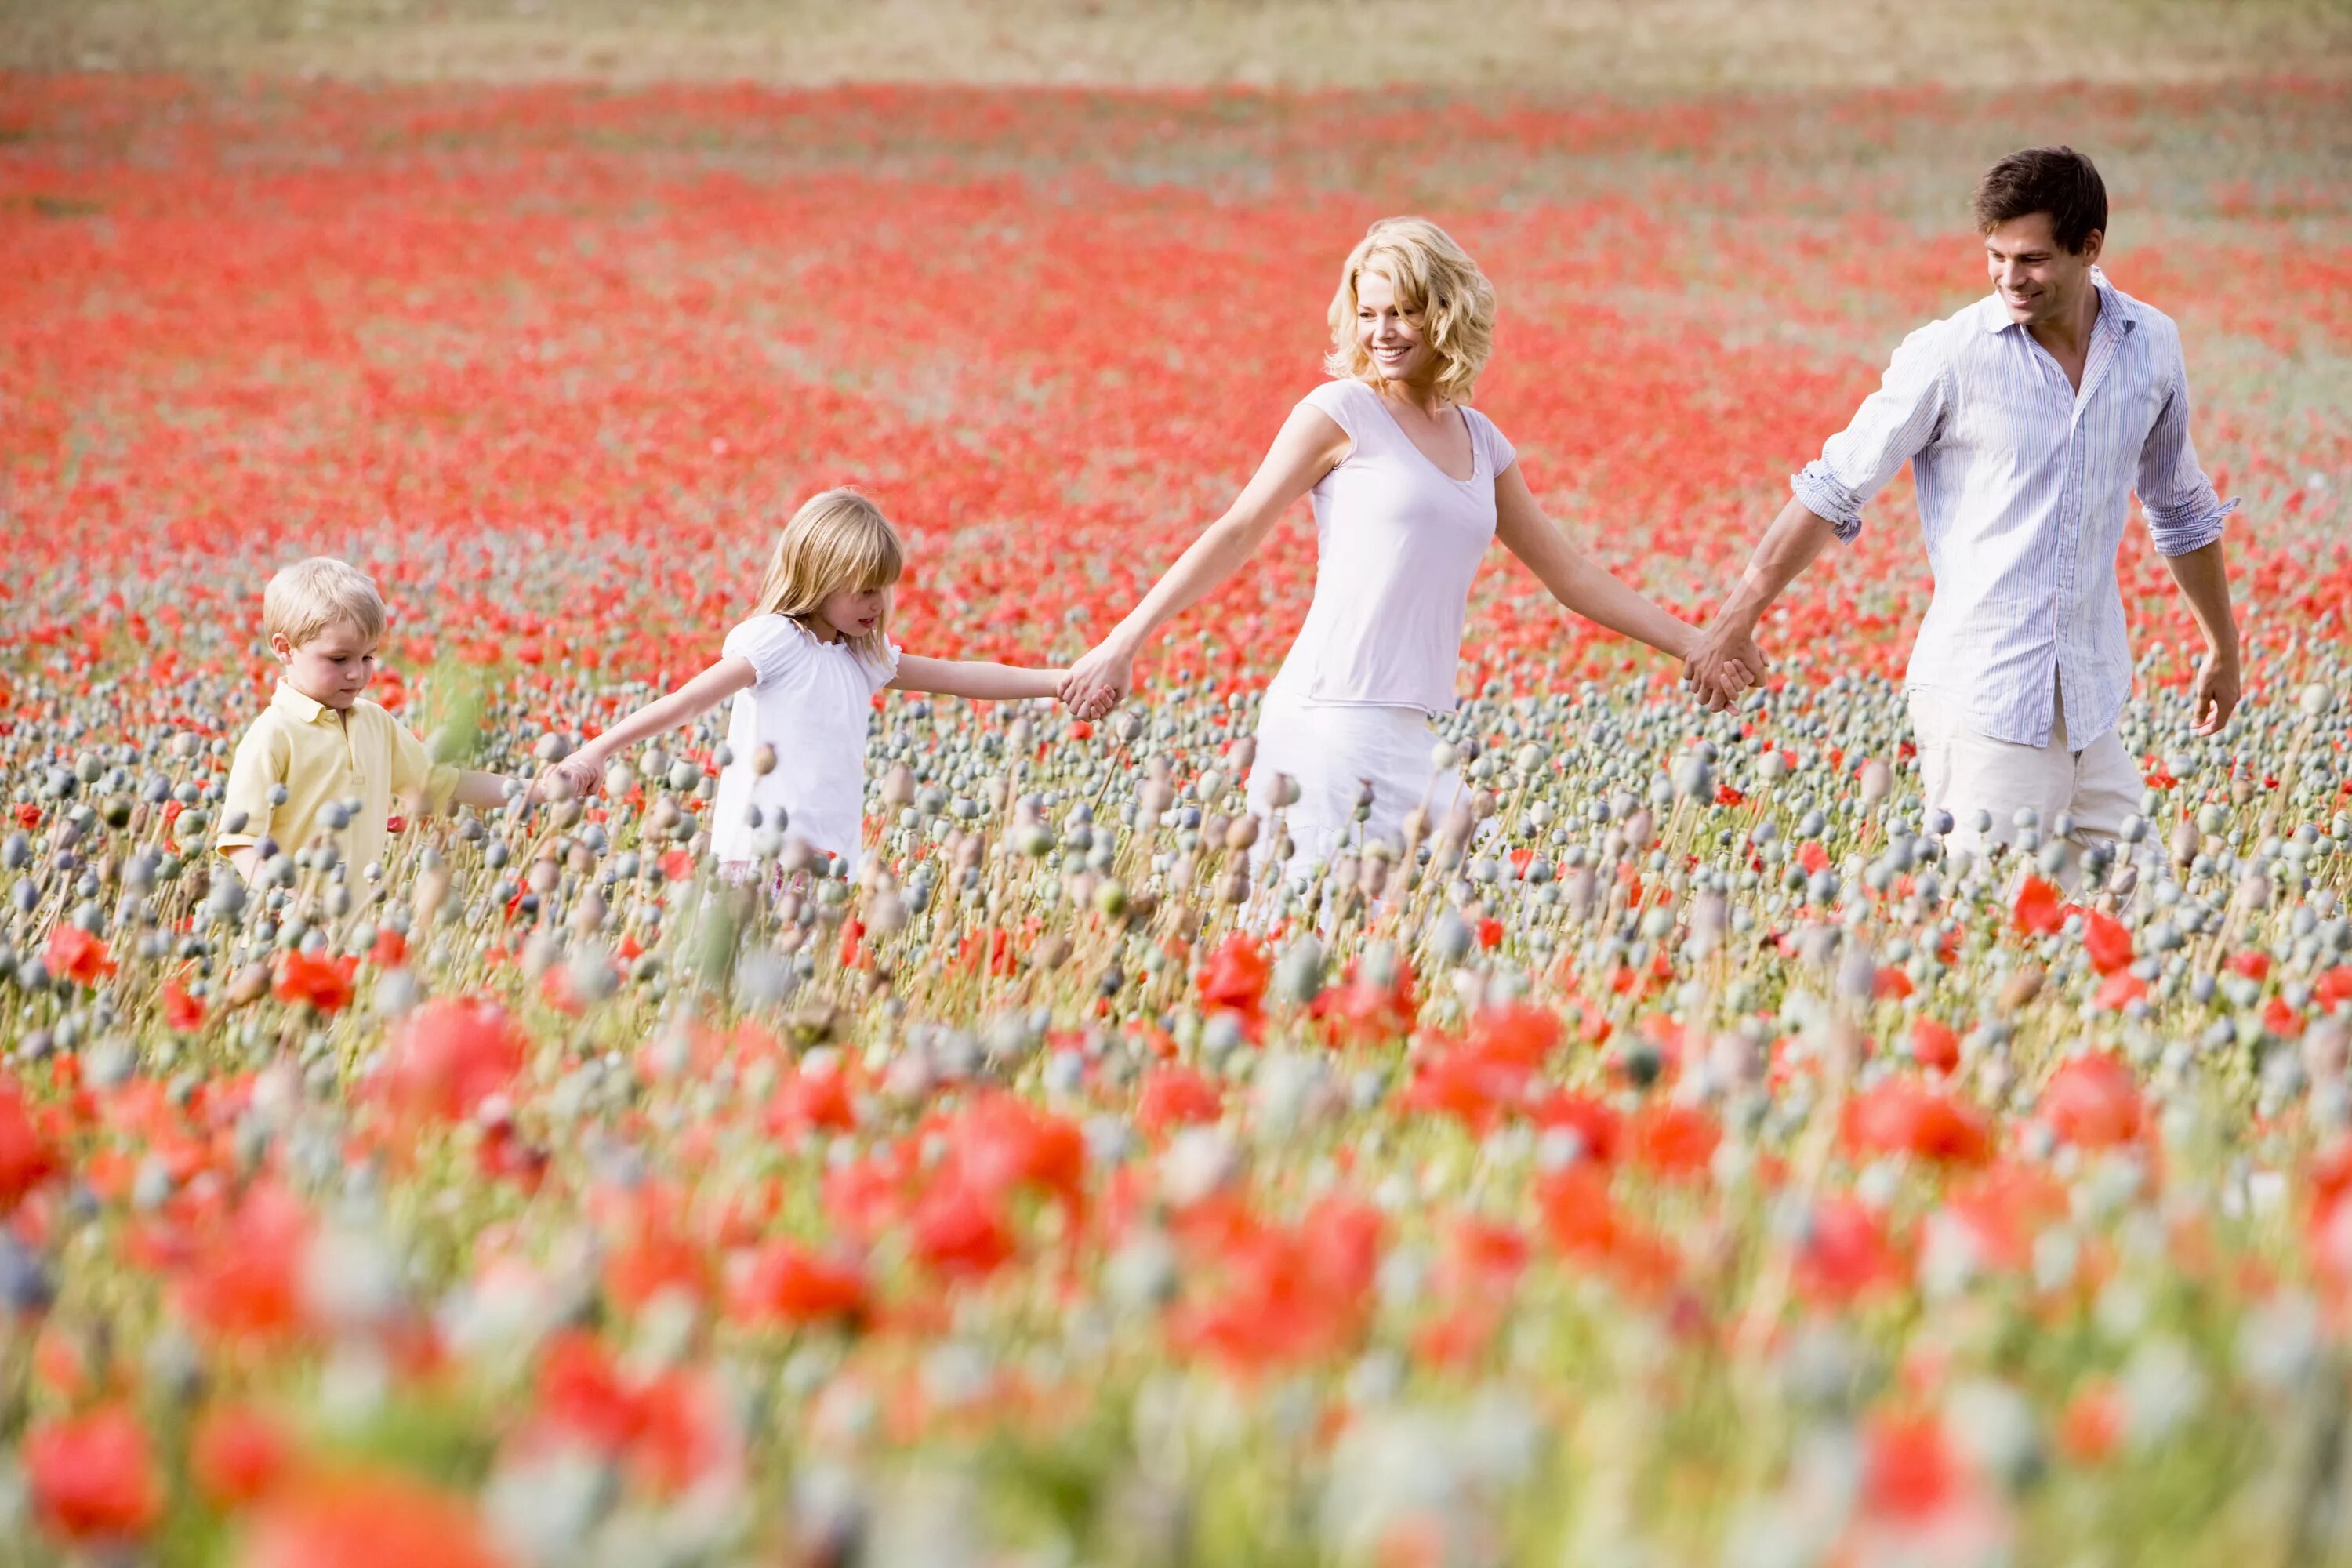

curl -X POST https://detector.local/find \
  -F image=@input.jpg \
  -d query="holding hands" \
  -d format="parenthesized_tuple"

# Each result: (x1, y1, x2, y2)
(1682, 613, 1770, 712)
(1058, 637, 1134, 724)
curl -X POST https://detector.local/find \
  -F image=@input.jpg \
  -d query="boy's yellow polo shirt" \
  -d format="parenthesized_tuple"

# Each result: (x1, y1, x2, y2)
(216, 681, 456, 873)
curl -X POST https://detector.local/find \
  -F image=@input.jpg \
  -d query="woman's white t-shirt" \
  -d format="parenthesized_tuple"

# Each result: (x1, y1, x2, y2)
(1267, 376, 1517, 716)
(707, 615, 898, 876)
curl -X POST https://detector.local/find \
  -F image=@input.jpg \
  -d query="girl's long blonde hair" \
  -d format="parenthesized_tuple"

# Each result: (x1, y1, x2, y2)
(1324, 217, 1497, 407)
(753, 488, 906, 667)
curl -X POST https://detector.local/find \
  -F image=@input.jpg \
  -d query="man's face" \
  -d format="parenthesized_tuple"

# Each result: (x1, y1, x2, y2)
(1984, 212, 2103, 330)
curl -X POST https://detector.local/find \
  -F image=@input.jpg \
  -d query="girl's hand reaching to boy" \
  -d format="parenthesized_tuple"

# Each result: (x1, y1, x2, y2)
(530, 750, 605, 805)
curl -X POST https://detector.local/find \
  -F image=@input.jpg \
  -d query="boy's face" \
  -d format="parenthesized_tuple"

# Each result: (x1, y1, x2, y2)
(272, 619, 379, 710)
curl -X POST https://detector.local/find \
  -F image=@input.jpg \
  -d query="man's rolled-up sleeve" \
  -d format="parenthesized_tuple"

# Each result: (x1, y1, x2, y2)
(2137, 361, 2236, 557)
(1790, 324, 1948, 545)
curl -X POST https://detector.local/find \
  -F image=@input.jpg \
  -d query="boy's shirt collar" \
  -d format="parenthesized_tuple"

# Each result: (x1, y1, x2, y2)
(270, 680, 335, 723)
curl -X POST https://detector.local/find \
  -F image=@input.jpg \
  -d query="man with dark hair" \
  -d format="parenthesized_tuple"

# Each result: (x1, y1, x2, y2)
(1684, 145, 2241, 889)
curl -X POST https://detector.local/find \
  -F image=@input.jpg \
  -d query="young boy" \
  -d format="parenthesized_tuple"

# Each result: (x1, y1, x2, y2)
(216, 557, 510, 885)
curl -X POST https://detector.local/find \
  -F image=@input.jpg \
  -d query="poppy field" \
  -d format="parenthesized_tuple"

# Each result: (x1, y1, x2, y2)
(5, 68, 2352, 1566)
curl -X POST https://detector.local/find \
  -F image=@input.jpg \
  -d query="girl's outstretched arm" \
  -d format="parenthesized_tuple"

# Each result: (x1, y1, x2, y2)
(1493, 461, 1761, 686)
(536, 656, 757, 798)
(891, 657, 1066, 702)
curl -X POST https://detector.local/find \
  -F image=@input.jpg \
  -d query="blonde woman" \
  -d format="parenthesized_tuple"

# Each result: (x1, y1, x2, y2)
(546, 488, 1065, 879)
(1061, 218, 1761, 866)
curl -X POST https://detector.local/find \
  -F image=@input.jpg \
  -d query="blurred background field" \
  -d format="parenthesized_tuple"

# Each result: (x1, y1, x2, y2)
(8, 0, 2352, 89)
(6, 6, 2352, 1566)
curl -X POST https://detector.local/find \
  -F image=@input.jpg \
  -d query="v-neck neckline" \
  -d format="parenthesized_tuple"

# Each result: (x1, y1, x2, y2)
(1367, 388, 1478, 485)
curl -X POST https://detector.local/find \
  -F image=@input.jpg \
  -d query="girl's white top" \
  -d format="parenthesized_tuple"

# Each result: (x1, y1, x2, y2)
(708, 615, 898, 876)
(1266, 376, 1516, 716)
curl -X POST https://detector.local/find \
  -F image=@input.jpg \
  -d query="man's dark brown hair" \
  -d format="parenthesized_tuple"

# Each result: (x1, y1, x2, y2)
(1973, 147, 2108, 254)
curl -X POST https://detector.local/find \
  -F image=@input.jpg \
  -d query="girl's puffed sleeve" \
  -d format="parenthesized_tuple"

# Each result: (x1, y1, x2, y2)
(723, 615, 811, 688)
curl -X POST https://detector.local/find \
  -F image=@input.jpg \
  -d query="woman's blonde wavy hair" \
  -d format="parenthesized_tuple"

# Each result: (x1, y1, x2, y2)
(1323, 217, 1497, 407)
(753, 487, 905, 668)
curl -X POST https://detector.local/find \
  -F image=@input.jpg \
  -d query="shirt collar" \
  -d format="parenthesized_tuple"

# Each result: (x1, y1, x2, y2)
(1979, 265, 2137, 336)
(270, 679, 333, 723)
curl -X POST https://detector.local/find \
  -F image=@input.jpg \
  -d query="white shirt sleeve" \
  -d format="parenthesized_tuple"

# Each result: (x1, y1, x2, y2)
(1791, 321, 1951, 543)
(863, 641, 903, 696)
(1469, 408, 1516, 477)
(721, 615, 810, 688)
(1301, 379, 1366, 444)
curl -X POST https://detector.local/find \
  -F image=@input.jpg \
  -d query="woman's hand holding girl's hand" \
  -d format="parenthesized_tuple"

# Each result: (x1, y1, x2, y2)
(1058, 641, 1134, 723)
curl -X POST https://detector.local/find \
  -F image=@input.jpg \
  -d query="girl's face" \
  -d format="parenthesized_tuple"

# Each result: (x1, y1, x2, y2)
(1355, 268, 1434, 390)
(810, 583, 888, 644)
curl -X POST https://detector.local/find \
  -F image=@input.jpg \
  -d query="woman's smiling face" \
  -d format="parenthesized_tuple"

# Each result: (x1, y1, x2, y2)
(1355, 268, 1433, 390)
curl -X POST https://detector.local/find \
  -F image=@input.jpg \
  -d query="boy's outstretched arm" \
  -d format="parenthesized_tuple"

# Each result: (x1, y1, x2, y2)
(449, 770, 515, 812)
(891, 657, 1066, 702)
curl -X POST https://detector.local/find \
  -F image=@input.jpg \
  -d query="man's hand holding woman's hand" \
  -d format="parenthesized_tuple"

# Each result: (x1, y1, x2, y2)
(1682, 614, 1769, 711)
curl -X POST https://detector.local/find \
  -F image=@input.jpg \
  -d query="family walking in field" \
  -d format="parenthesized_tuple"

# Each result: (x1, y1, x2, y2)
(218, 146, 2239, 908)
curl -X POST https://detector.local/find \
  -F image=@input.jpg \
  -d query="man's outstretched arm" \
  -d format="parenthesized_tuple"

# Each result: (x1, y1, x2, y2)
(2161, 539, 2240, 735)
(1684, 496, 1841, 710)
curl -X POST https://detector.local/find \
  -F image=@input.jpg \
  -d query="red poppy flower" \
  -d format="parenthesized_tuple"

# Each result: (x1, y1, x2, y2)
(245, 1472, 509, 1568)
(192, 1404, 293, 1508)
(2012, 875, 2066, 936)
(25, 1404, 162, 1542)
(42, 925, 115, 987)
(273, 949, 358, 1014)
(1137, 1064, 1223, 1136)
(726, 1241, 869, 1327)
(2082, 908, 2134, 975)
(161, 977, 207, 1032)
(2042, 1054, 2144, 1148)
(1842, 1080, 1994, 1166)
(0, 1076, 63, 1212)
(1195, 934, 1269, 1026)
(1861, 1410, 1958, 1520)
(1909, 1017, 1960, 1073)
(379, 996, 528, 1123)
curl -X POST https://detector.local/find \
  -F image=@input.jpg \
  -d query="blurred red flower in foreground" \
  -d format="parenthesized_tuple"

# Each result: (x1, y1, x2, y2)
(192, 1404, 295, 1508)
(274, 949, 358, 1013)
(172, 1181, 314, 1344)
(26, 1404, 162, 1542)
(1195, 935, 1269, 1031)
(2012, 877, 2067, 937)
(1842, 1081, 1994, 1166)
(380, 996, 528, 1122)
(0, 1076, 63, 1211)
(42, 925, 115, 987)
(245, 1472, 510, 1568)
(727, 1240, 871, 1327)
(2042, 1054, 2145, 1149)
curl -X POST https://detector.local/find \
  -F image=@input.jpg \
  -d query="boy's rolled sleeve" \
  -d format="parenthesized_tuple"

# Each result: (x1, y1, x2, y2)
(387, 719, 459, 813)
(216, 724, 286, 856)
(1790, 323, 1949, 545)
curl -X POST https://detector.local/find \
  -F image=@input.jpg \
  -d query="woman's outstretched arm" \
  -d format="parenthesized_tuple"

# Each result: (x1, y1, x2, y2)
(1493, 462, 1761, 683)
(1059, 402, 1348, 719)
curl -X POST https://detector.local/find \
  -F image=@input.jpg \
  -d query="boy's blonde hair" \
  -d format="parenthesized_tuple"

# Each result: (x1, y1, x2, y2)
(1324, 216, 1497, 407)
(263, 557, 387, 648)
(753, 488, 906, 666)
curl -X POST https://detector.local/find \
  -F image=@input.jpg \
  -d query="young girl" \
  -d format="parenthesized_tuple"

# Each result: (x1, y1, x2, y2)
(544, 488, 1063, 879)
